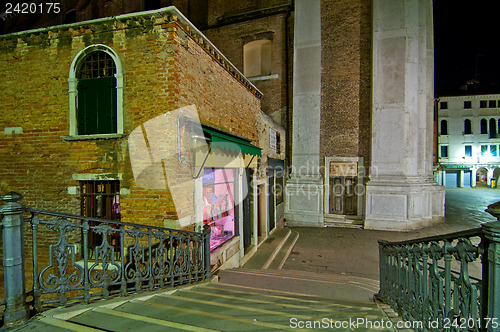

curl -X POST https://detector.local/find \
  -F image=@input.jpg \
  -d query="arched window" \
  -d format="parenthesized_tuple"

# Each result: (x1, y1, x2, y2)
(490, 118, 497, 138)
(243, 39, 272, 78)
(481, 118, 488, 134)
(464, 119, 472, 134)
(440, 120, 448, 135)
(68, 45, 123, 137)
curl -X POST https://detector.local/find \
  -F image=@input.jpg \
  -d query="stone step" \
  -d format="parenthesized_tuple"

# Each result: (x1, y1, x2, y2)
(242, 227, 291, 269)
(217, 268, 379, 302)
(267, 230, 300, 269)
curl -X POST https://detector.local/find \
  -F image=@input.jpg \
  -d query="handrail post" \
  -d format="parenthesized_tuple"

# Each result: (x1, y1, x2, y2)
(0, 192, 29, 325)
(203, 224, 211, 279)
(484, 202, 500, 331)
(378, 240, 388, 300)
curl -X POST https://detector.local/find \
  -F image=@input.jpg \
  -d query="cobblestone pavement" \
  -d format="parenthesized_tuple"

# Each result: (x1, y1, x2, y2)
(283, 187, 500, 280)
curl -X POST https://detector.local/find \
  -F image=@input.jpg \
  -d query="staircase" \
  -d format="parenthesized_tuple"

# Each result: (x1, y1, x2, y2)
(9, 228, 406, 331)
(12, 278, 398, 332)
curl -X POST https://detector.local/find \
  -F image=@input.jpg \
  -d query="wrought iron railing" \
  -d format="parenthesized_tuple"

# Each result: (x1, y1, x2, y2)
(378, 221, 500, 332)
(0, 192, 211, 326)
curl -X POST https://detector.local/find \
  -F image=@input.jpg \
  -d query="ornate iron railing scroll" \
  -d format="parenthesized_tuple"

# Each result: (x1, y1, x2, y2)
(378, 226, 500, 332)
(25, 208, 211, 310)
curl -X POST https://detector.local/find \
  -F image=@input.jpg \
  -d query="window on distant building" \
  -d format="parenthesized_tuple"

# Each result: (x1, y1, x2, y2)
(490, 100, 497, 108)
(440, 120, 448, 135)
(440, 145, 448, 158)
(480, 100, 488, 108)
(491, 145, 498, 157)
(464, 119, 472, 134)
(69, 45, 123, 137)
(481, 118, 488, 134)
(464, 101, 472, 109)
(465, 145, 472, 157)
(481, 145, 488, 156)
(80, 180, 121, 251)
(243, 39, 272, 78)
(440, 101, 448, 109)
(490, 118, 497, 138)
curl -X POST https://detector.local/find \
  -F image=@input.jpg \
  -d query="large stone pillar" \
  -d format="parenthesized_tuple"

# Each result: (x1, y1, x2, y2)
(285, 0, 324, 226)
(365, 0, 445, 230)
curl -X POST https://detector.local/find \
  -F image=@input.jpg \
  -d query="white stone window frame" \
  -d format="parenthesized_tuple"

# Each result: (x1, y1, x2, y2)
(65, 44, 124, 140)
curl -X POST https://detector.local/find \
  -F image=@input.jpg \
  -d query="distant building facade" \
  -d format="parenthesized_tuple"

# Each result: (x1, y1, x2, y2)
(436, 94, 500, 188)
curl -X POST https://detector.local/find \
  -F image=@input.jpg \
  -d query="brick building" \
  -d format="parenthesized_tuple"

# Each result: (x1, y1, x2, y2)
(1, 0, 445, 232)
(0, 7, 285, 270)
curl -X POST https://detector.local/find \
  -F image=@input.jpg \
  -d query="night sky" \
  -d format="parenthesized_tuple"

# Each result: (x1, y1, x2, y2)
(433, 1, 500, 94)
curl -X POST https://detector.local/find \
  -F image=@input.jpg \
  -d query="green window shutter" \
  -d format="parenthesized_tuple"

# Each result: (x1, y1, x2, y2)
(77, 77, 117, 135)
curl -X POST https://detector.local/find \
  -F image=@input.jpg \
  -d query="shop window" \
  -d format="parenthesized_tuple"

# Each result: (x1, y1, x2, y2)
(440, 120, 448, 135)
(68, 45, 123, 137)
(490, 100, 497, 108)
(243, 39, 272, 78)
(80, 181, 121, 252)
(440, 145, 448, 158)
(464, 101, 472, 109)
(465, 145, 472, 157)
(481, 118, 488, 134)
(490, 118, 497, 138)
(464, 119, 472, 134)
(202, 169, 236, 251)
(480, 100, 488, 108)
(440, 101, 448, 109)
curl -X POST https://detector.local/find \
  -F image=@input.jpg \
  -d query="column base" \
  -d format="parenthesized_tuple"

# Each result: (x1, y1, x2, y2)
(364, 176, 445, 231)
(285, 175, 324, 227)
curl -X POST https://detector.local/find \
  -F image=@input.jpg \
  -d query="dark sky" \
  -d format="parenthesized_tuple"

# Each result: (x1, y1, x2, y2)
(434, 1, 500, 93)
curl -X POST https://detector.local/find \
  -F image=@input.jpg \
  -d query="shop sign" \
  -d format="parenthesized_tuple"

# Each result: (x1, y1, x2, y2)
(444, 165, 472, 169)
(202, 169, 215, 183)
(330, 162, 357, 177)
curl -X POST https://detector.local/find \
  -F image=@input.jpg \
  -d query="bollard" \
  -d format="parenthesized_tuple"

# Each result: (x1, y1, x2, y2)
(484, 201, 500, 331)
(0, 192, 29, 325)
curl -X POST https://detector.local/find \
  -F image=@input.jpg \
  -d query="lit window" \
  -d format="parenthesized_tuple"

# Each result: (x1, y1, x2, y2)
(491, 145, 498, 157)
(243, 39, 272, 78)
(80, 180, 121, 250)
(464, 119, 472, 134)
(440, 145, 448, 158)
(440, 120, 448, 135)
(464, 101, 472, 109)
(465, 145, 472, 157)
(440, 101, 448, 109)
(481, 145, 488, 156)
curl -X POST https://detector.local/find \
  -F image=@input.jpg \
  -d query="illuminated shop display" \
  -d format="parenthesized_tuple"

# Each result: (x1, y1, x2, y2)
(202, 168, 235, 251)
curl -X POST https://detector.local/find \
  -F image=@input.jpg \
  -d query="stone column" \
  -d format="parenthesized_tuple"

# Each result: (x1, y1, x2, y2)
(285, 0, 324, 226)
(1, 192, 30, 325)
(365, 0, 445, 230)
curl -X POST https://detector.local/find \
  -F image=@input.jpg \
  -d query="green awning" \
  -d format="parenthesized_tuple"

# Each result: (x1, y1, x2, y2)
(202, 127, 261, 157)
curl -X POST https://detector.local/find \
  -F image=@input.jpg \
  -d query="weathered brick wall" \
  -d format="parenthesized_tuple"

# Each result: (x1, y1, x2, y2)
(320, 0, 372, 166)
(0, 10, 261, 231)
(203, 13, 290, 127)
